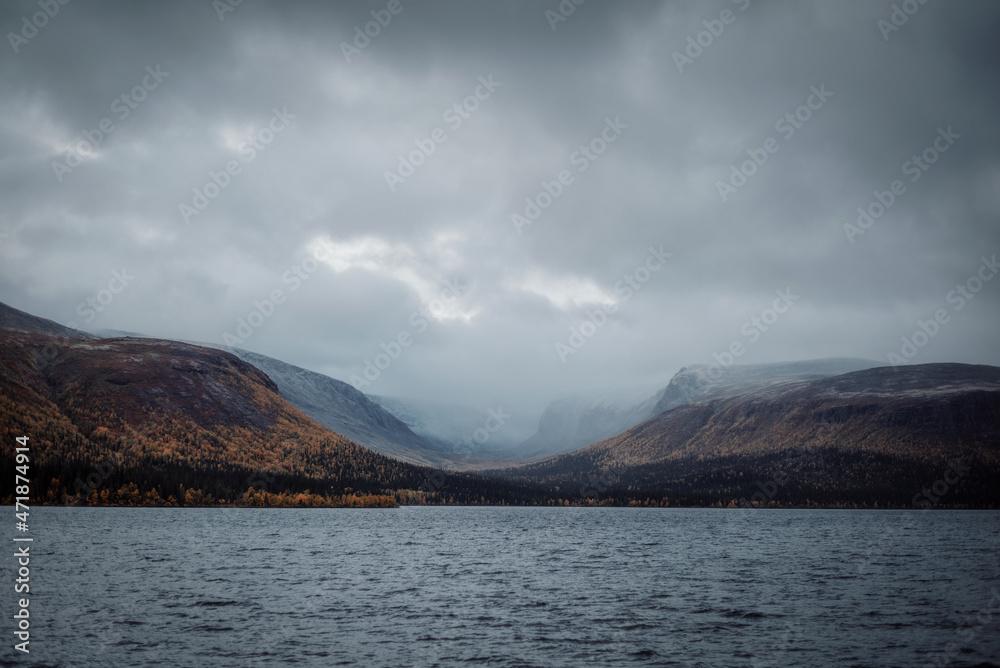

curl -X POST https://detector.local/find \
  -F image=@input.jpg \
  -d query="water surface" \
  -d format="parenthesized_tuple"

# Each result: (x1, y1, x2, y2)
(7, 507, 999, 667)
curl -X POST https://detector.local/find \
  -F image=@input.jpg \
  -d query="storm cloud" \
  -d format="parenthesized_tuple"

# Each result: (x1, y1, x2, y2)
(1, 0, 998, 416)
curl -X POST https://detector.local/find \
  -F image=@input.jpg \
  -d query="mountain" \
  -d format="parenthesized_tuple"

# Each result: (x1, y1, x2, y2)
(509, 360, 881, 460)
(92, 328, 455, 467)
(495, 364, 1000, 508)
(650, 357, 883, 415)
(513, 388, 660, 459)
(207, 349, 454, 468)
(0, 301, 95, 340)
(5, 301, 997, 508)
(0, 303, 548, 506)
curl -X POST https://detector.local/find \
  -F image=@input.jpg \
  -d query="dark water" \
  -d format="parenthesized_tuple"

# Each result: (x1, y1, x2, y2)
(5, 507, 999, 667)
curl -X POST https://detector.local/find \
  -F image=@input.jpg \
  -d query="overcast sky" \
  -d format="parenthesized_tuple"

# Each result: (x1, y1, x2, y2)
(1, 0, 998, 416)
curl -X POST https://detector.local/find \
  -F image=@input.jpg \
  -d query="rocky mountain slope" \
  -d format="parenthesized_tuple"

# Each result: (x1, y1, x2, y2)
(0, 301, 95, 340)
(512, 359, 881, 460)
(0, 303, 546, 506)
(216, 349, 454, 467)
(92, 327, 457, 467)
(495, 364, 1000, 508)
(650, 358, 882, 414)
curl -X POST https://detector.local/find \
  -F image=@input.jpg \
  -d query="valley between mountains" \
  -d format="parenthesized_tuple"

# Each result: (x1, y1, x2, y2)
(1, 301, 997, 508)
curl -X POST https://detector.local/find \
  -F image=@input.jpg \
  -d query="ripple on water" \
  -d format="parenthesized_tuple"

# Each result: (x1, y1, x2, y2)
(23, 507, 1000, 668)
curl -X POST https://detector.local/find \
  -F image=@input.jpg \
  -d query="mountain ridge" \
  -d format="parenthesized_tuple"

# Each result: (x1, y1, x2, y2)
(650, 357, 883, 414)
(493, 363, 1000, 507)
(90, 327, 456, 467)
(0, 303, 547, 506)
(3, 301, 998, 507)
(511, 358, 883, 460)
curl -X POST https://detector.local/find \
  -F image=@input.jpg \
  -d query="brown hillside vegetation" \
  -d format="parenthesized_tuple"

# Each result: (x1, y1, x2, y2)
(591, 365, 1000, 467)
(496, 365, 1000, 508)
(0, 328, 544, 507)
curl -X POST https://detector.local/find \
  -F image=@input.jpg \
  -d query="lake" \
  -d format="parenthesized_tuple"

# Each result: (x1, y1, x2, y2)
(7, 507, 1000, 667)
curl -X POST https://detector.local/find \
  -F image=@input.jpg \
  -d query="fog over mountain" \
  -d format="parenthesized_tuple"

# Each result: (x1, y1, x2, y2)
(370, 395, 538, 455)
(497, 363, 1000, 508)
(650, 357, 882, 415)
(1, 1, 998, 417)
(515, 388, 661, 458)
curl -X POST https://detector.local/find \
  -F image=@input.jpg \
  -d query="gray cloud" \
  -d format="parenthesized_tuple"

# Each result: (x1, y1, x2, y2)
(1, 0, 998, 415)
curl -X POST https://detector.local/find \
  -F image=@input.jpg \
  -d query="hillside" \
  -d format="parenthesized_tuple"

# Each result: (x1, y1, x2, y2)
(3, 302, 997, 508)
(510, 359, 881, 460)
(0, 320, 547, 506)
(212, 348, 456, 467)
(0, 301, 96, 340)
(650, 357, 882, 415)
(92, 329, 463, 467)
(494, 364, 1000, 508)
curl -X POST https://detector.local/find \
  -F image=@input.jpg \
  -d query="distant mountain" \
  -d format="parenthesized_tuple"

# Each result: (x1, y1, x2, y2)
(513, 389, 660, 459)
(650, 358, 883, 415)
(496, 364, 1000, 508)
(370, 395, 538, 458)
(91, 328, 455, 467)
